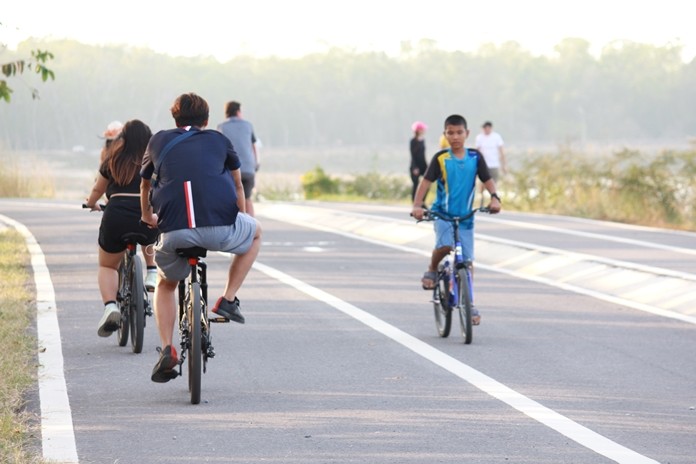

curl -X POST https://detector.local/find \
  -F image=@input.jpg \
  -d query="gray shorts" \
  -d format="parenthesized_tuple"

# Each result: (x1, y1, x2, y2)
(155, 213, 257, 281)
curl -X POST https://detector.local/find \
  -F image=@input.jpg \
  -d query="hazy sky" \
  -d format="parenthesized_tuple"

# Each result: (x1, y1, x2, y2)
(3, 0, 695, 61)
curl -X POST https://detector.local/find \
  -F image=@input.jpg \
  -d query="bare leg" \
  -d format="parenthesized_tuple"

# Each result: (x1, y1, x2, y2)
(429, 246, 452, 272)
(141, 244, 156, 267)
(154, 277, 178, 347)
(421, 246, 451, 288)
(98, 248, 123, 303)
(222, 220, 262, 301)
(245, 198, 255, 217)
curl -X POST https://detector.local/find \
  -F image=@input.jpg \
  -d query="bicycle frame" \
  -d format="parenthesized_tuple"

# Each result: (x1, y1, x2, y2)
(427, 209, 484, 307)
(177, 256, 216, 375)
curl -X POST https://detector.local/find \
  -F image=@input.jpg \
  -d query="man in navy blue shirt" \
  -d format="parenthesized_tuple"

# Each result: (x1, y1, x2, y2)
(140, 93, 262, 383)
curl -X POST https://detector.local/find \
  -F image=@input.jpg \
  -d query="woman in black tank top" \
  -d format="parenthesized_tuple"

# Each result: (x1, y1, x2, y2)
(84, 120, 159, 338)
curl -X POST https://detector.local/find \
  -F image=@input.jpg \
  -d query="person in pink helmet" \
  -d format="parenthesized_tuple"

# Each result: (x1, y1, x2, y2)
(100, 120, 124, 163)
(409, 121, 428, 201)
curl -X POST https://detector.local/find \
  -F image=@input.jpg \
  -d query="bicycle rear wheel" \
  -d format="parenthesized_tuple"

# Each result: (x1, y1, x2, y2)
(117, 258, 129, 347)
(188, 282, 202, 405)
(432, 277, 451, 338)
(129, 255, 145, 354)
(457, 269, 473, 344)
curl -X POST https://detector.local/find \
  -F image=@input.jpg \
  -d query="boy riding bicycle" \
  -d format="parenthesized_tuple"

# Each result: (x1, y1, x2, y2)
(411, 114, 501, 325)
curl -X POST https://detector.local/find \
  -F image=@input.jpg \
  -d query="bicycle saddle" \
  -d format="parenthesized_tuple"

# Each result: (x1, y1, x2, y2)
(120, 232, 150, 245)
(176, 247, 207, 258)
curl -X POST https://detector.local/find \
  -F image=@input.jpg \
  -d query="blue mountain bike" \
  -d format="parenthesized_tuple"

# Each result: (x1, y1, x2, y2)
(417, 207, 489, 344)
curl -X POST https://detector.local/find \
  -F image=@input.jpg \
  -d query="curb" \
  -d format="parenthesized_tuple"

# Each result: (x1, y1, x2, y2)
(256, 203, 696, 324)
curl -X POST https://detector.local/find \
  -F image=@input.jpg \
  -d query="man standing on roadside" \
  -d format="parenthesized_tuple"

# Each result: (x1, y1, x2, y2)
(475, 121, 506, 183)
(218, 101, 259, 216)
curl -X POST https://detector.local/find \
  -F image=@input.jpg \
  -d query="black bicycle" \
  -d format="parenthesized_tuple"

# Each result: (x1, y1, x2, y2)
(174, 246, 229, 404)
(84, 204, 152, 353)
(415, 207, 489, 344)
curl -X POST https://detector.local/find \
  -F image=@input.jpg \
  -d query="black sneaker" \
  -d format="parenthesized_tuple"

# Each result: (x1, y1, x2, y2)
(212, 297, 245, 324)
(151, 345, 179, 383)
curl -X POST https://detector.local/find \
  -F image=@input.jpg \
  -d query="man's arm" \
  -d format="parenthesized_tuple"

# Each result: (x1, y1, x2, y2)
(411, 178, 432, 220)
(499, 145, 507, 174)
(482, 179, 501, 213)
(252, 143, 260, 172)
(140, 178, 157, 227)
(412, 153, 441, 219)
(231, 169, 246, 213)
(251, 131, 260, 172)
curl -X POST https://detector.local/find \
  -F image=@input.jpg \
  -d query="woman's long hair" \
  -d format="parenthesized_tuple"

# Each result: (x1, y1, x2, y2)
(104, 120, 152, 186)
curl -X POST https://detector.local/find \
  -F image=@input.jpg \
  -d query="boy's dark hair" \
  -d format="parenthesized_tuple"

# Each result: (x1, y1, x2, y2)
(482, 121, 493, 128)
(225, 101, 241, 118)
(444, 114, 468, 129)
(171, 93, 209, 127)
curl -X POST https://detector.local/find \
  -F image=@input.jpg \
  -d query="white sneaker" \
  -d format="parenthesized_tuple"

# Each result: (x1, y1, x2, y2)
(144, 271, 157, 292)
(97, 303, 121, 337)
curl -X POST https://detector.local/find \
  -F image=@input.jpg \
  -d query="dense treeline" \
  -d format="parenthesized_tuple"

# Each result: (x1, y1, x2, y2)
(1, 38, 694, 151)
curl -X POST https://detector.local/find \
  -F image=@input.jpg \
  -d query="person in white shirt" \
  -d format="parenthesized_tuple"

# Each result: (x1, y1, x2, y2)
(475, 121, 506, 201)
(475, 121, 506, 181)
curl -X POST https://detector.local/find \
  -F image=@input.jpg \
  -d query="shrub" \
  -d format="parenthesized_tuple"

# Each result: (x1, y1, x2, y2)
(301, 166, 340, 199)
(505, 147, 696, 229)
(346, 172, 411, 200)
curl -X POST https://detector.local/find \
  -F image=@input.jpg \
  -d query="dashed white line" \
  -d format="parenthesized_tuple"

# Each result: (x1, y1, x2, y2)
(252, 260, 660, 464)
(0, 214, 79, 463)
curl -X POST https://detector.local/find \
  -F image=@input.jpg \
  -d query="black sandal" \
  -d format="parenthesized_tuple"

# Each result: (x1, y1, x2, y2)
(421, 270, 437, 290)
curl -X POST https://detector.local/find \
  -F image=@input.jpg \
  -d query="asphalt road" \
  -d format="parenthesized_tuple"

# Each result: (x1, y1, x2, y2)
(1, 199, 695, 464)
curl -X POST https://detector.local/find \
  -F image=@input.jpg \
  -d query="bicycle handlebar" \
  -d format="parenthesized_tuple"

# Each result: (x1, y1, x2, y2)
(411, 207, 490, 223)
(82, 203, 106, 211)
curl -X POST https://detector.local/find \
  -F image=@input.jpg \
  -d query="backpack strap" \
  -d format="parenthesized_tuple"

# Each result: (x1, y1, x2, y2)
(151, 130, 198, 187)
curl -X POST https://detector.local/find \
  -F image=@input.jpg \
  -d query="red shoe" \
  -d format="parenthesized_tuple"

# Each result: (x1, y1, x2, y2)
(212, 297, 245, 324)
(151, 345, 179, 383)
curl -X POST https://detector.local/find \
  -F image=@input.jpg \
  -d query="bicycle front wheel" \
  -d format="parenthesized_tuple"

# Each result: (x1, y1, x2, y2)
(129, 255, 145, 354)
(433, 277, 451, 338)
(188, 281, 202, 405)
(457, 269, 473, 344)
(117, 258, 129, 347)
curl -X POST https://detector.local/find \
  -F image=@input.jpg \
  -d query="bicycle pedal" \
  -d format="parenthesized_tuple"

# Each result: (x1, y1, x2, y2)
(209, 316, 230, 323)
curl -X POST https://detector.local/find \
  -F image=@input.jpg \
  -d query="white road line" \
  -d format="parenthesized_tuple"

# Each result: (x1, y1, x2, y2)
(256, 214, 696, 326)
(0, 200, 78, 210)
(252, 261, 660, 464)
(0, 214, 79, 464)
(476, 233, 696, 282)
(498, 210, 696, 238)
(306, 205, 696, 255)
(479, 215, 696, 256)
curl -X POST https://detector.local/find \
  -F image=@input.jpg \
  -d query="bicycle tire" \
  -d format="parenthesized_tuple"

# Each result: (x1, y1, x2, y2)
(129, 255, 145, 354)
(432, 277, 451, 338)
(117, 258, 129, 347)
(457, 268, 473, 344)
(188, 282, 202, 405)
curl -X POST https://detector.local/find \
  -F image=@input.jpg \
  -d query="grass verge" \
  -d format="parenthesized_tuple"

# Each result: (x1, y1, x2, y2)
(0, 229, 42, 463)
(0, 154, 54, 198)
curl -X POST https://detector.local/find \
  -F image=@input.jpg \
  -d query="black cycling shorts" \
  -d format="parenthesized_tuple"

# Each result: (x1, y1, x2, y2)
(241, 172, 255, 199)
(98, 197, 159, 254)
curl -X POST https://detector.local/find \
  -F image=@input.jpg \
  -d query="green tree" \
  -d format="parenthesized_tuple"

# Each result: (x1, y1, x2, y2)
(1, 22, 55, 102)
